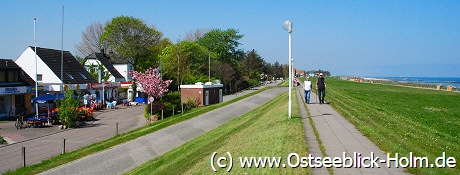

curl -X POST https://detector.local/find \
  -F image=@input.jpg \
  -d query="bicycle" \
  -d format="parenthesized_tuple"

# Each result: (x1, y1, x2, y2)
(15, 112, 25, 130)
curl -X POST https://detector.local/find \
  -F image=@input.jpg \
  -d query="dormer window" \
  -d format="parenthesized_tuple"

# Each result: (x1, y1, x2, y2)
(80, 73, 87, 79)
(66, 73, 74, 80)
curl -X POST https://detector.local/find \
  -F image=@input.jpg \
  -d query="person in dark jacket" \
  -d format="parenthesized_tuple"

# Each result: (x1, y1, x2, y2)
(316, 73, 327, 104)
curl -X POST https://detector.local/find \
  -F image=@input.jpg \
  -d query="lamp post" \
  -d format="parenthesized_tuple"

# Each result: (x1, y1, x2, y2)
(283, 20, 293, 118)
(208, 53, 211, 82)
(98, 64, 105, 108)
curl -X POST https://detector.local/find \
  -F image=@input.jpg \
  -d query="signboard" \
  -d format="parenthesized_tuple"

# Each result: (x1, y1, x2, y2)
(90, 82, 111, 89)
(0, 86, 27, 95)
(120, 82, 132, 88)
(27, 86, 48, 93)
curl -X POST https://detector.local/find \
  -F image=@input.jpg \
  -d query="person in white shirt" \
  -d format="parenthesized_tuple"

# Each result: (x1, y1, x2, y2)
(303, 77, 312, 104)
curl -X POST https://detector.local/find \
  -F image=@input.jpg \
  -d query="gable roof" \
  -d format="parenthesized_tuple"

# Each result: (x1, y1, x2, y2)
(0, 59, 35, 86)
(29, 46, 97, 84)
(85, 52, 124, 79)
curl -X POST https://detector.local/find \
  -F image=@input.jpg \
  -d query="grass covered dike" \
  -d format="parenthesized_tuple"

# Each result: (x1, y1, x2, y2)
(127, 91, 310, 174)
(320, 77, 459, 174)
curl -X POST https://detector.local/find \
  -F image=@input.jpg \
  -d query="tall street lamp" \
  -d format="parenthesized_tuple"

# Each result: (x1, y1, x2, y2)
(98, 64, 105, 108)
(283, 20, 293, 118)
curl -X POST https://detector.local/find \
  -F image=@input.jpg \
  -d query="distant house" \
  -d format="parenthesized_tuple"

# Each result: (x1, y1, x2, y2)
(0, 59, 35, 117)
(295, 69, 306, 77)
(84, 50, 126, 82)
(113, 63, 134, 83)
(83, 50, 134, 100)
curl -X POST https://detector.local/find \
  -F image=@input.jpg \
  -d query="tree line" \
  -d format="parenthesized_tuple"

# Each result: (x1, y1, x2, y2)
(76, 16, 290, 94)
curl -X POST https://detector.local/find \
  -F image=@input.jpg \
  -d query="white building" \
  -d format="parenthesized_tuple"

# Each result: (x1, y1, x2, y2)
(15, 46, 96, 92)
(84, 50, 126, 82)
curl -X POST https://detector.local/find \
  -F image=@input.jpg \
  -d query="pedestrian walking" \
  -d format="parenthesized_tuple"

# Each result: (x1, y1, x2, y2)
(316, 73, 327, 104)
(303, 77, 312, 104)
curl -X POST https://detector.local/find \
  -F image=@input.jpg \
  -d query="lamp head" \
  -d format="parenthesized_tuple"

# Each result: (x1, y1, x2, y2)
(283, 20, 292, 33)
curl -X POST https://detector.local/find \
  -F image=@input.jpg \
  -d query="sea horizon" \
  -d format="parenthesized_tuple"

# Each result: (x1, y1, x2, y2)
(362, 76, 460, 87)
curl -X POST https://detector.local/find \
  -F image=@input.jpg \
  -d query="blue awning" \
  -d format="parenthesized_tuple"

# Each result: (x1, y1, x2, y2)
(30, 94, 62, 104)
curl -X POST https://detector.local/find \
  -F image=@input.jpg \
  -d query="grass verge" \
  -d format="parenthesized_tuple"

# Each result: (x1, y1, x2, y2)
(5, 86, 272, 175)
(318, 77, 459, 175)
(127, 91, 310, 174)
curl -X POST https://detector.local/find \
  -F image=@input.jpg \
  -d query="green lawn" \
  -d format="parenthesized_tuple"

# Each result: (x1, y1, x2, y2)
(320, 77, 459, 175)
(127, 91, 310, 174)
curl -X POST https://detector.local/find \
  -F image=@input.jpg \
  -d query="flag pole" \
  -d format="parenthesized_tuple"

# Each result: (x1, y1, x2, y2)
(34, 18, 39, 116)
(61, 6, 64, 92)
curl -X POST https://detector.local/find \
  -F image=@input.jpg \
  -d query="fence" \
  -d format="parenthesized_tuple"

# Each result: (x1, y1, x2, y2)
(0, 121, 125, 173)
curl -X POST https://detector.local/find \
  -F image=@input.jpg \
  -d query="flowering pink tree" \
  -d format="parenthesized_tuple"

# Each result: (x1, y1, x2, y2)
(130, 67, 172, 100)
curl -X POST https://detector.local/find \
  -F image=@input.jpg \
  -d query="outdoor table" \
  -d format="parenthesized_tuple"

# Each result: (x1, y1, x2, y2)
(27, 117, 49, 128)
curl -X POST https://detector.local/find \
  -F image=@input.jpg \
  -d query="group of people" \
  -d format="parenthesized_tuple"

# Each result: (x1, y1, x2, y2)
(302, 73, 326, 104)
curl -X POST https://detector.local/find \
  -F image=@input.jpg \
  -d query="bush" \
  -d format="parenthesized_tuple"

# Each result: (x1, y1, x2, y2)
(160, 91, 181, 118)
(145, 101, 165, 118)
(56, 90, 81, 128)
(248, 79, 261, 87)
(240, 79, 261, 90)
(184, 97, 199, 111)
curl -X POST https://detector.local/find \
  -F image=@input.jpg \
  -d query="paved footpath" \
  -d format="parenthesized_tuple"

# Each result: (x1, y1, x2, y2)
(38, 83, 284, 175)
(297, 87, 408, 175)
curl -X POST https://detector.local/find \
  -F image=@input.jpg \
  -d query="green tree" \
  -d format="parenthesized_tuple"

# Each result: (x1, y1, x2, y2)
(263, 62, 273, 80)
(243, 49, 265, 77)
(197, 28, 244, 67)
(197, 28, 244, 93)
(137, 38, 173, 71)
(161, 41, 211, 89)
(273, 61, 284, 79)
(56, 90, 81, 128)
(100, 16, 162, 71)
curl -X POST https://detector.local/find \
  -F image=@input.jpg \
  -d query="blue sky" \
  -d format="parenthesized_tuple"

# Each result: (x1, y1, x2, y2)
(1, 1, 459, 77)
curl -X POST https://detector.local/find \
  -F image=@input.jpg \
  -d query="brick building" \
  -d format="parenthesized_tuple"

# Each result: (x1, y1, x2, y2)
(180, 82, 223, 106)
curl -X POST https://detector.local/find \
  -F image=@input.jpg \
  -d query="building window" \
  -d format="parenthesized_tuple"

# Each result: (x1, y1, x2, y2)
(0, 71, 5, 82)
(37, 74, 43, 81)
(8, 70, 19, 82)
